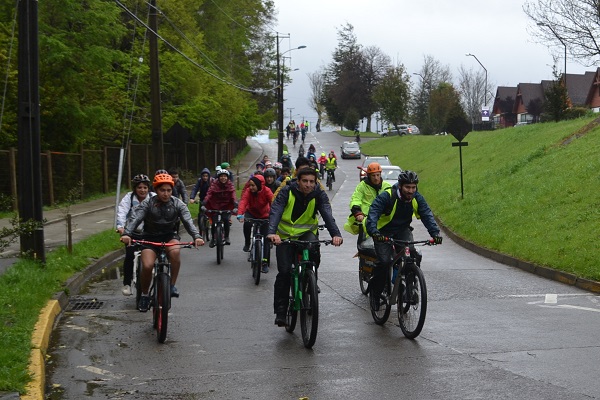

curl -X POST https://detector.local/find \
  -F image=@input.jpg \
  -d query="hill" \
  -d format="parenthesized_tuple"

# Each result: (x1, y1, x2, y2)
(360, 116, 600, 280)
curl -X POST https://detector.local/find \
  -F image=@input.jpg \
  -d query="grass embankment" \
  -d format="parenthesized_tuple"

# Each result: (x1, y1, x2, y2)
(0, 230, 122, 393)
(361, 115, 600, 280)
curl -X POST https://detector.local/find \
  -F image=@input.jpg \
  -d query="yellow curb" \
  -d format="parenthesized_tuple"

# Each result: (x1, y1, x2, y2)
(21, 300, 61, 400)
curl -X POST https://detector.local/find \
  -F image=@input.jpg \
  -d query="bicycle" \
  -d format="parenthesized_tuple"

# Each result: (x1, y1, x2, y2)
(361, 236, 438, 339)
(325, 168, 336, 191)
(281, 238, 332, 349)
(131, 239, 194, 343)
(246, 218, 270, 285)
(354, 223, 373, 296)
(198, 209, 211, 243)
(205, 209, 232, 264)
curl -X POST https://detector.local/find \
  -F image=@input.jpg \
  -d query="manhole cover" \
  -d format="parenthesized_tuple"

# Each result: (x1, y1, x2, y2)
(68, 299, 104, 311)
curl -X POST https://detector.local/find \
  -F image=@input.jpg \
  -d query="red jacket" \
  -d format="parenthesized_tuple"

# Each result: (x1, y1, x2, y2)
(203, 178, 237, 214)
(238, 175, 273, 218)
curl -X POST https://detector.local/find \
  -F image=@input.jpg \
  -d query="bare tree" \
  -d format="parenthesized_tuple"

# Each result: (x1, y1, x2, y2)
(307, 69, 326, 130)
(361, 45, 391, 131)
(524, 0, 600, 66)
(457, 65, 493, 129)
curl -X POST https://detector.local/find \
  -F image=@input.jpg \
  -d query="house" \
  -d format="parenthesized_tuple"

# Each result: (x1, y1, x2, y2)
(492, 86, 517, 128)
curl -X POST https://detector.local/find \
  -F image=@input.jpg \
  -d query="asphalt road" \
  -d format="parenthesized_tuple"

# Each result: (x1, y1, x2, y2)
(45, 131, 600, 400)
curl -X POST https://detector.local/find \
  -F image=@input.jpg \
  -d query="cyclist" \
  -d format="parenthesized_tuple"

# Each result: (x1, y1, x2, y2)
(120, 172, 204, 312)
(221, 162, 235, 182)
(298, 143, 305, 158)
(317, 152, 327, 178)
(343, 162, 391, 236)
(365, 170, 442, 310)
(202, 169, 237, 247)
(189, 168, 212, 205)
(169, 168, 189, 204)
(273, 162, 283, 179)
(116, 174, 155, 296)
(263, 168, 279, 194)
(279, 151, 294, 171)
(325, 150, 338, 182)
(237, 174, 274, 272)
(267, 167, 343, 327)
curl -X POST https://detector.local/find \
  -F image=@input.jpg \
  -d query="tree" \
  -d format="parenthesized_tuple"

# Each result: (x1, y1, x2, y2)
(307, 69, 326, 129)
(458, 65, 493, 129)
(524, 0, 600, 66)
(429, 82, 467, 135)
(372, 64, 410, 131)
(359, 45, 391, 131)
(543, 65, 570, 122)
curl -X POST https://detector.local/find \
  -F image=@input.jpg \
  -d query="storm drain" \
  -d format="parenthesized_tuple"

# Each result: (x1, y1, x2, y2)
(68, 299, 105, 311)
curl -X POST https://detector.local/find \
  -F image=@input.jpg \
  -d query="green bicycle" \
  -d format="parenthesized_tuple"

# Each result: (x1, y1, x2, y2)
(282, 238, 332, 349)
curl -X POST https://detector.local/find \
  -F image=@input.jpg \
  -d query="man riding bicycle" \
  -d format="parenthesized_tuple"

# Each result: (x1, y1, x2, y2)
(325, 151, 337, 182)
(365, 170, 442, 310)
(267, 167, 343, 327)
(121, 172, 204, 312)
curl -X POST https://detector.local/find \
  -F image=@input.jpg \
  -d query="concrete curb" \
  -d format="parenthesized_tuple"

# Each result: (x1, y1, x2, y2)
(21, 249, 125, 400)
(440, 222, 600, 294)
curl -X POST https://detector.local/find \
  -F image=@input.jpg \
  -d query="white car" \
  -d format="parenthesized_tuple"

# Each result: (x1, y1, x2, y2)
(380, 165, 403, 185)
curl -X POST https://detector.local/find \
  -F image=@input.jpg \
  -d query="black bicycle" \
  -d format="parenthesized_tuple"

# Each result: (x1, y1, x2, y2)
(364, 237, 439, 339)
(246, 218, 270, 285)
(198, 209, 210, 243)
(325, 168, 336, 191)
(205, 209, 231, 264)
(131, 239, 193, 343)
(281, 238, 332, 348)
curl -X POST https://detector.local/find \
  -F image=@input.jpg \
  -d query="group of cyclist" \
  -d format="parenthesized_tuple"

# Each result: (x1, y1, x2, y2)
(117, 142, 443, 329)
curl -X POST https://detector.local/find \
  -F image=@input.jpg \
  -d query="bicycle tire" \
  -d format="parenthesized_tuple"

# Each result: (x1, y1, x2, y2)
(358, 258, 369, 295)
(300, 268, 319, 348)
(216, 224, 223, 264)
(370, 273, 391, 325)
(285, 282, 297, 333)
(200, 214, 210, 242)
(155, 273, 170, 343)
(253, 239, 262, 285)
(134, 252, 143, 307)
(397, 264, 427, 339)
(327, 174, 333, 191)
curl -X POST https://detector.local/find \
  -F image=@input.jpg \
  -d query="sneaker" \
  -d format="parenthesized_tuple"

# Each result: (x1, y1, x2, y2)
(243, 244, 250, 252)
(209, 239, 215, 248)
(274, 311, 286, 327)
(121, 285, 132, 296)
(170, 285, 179, 298)
(225, 237, 231, 245)
(261, 264, 269, 273)
(138, 295, 150, 312)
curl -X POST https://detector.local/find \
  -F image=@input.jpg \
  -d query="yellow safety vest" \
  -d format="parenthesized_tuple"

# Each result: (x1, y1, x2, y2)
(376, 187, 419, 230)
(326, 157, 336, 169)
(277, 192, 319, 239)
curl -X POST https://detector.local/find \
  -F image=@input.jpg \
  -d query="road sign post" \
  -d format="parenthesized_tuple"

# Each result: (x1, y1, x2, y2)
(451, 141, 468, 199)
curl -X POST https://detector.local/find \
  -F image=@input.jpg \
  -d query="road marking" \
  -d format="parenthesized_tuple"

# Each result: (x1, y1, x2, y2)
(545, 294, 558, 304)
(556, 304, 600, 313)
(96, 220, 107, 224)
(77, 366, 124, 379)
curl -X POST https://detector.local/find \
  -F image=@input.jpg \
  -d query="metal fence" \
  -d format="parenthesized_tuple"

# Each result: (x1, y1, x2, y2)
(0, 139, 246, 211)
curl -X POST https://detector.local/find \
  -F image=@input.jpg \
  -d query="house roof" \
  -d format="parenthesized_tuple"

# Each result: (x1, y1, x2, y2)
(566, 70, 597, 106)
(493, 86, 517, 114)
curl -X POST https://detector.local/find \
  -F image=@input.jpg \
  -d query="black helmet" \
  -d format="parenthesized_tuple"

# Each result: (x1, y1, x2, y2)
(132, 174, 150, 186)
(398, 170, 419, 185)
(263, 168, 276, 177)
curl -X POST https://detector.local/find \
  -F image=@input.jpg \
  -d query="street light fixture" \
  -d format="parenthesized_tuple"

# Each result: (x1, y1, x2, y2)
(466, 53, 488, 107)
(537, 22, 567, 89)
(277, 43, 306, 159)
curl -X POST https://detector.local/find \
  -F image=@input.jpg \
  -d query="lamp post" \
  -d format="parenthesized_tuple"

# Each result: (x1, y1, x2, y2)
(466, 53, 488, 107)
(276, 42, 306, 159)
(537, 22, 567, 89)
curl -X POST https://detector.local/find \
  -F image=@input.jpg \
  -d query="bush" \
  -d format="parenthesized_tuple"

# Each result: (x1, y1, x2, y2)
(563, 107, 591, 120)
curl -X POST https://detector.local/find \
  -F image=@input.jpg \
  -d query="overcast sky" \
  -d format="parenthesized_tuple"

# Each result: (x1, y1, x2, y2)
(272, 0, 592, 129)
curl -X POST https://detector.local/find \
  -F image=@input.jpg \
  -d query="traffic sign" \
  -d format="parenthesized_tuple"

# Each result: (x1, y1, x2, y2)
(481, 107, 490, 122)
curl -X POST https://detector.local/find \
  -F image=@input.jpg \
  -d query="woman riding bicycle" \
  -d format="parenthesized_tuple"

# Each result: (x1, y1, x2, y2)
(237, 174, 274, 272)
(203, 169, 237, 247)
(365, 170, 442, 310)
(267, 167, 343, 327)
(120, 172, 204, 312)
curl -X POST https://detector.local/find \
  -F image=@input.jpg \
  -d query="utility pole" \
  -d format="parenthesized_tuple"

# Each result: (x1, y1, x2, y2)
(18, 0, 45, 261)
(149, 0, 164, 171)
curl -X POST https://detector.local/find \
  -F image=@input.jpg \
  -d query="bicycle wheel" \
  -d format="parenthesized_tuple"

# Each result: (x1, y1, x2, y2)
(216, 224, 223, 264)
(134, 252, 143, 307)
(200, 214, 210, 242)
(285, 281, 298, 333)
(397, 264, 427, 339)
(155, 273, 170, 343)
(358, 258, 370, 295)
(300, 269, 319, 348)
(252, 239, 262, 285)
(327, 174, 333, 191)
(370, 271, 391, 325)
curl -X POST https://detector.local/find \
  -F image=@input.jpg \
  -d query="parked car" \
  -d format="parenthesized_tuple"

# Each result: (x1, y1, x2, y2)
(379, 127, 400, 137)
(408, 124, 420, 134)
(380, 165, 403, 184)
(340, 141, 361, 159)
(358, 155, 391, 180)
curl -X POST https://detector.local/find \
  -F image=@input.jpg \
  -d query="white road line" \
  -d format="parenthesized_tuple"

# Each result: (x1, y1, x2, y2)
(556, 305, 600, 313)
(77, 365, 124, 380)
(545, 294, 558, 304)
(96, 220, 107, 224)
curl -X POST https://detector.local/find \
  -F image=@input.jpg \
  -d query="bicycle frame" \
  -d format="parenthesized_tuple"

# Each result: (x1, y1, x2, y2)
(206, 209, 231, 264)
(246, 218, 269, 284)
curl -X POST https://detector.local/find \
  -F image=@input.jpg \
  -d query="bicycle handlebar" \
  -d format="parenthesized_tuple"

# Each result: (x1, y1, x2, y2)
(278, 239, 333, 247)
(131, 239, 194, 249)
(382, 237, 436, 246)
(245, 218, 269, 225)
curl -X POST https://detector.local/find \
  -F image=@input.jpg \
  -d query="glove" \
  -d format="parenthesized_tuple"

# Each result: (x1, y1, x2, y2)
(433, 236, 443, 245)
(201, 206, 207, 212)
(372, 233, 387, 242)
(237, 215, 243, 221)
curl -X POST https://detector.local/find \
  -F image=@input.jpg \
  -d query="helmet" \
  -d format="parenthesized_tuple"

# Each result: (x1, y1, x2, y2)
(265, 160, 273, 167)
(398, 170, 419, 185)
(366, 162, 382, 174)
(153, 173, 174, 188)
(264, 168, 276, 177)
(283, 150, 288, 155)
(321, 152, 326, 157)
(218, 169, 230, 177)
(221, 162, 230, 169)
(132, 174, 150, 186)
(154, 169, 169, 176)
(273, 162, 283, 169)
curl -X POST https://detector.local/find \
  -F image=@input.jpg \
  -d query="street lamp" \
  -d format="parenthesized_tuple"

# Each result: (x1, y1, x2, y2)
(466, 53, 488, 107)
(537, 22, 567, 89)
(277, 43, 306, 159)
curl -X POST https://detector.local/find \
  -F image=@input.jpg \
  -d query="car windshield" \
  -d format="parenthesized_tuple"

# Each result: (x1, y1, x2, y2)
(363, 157, 391, 167)
(344, 143, 359, 150)
(381, 168, 401, 181)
